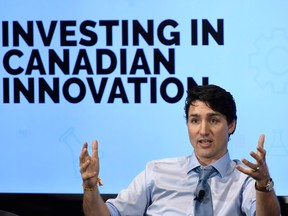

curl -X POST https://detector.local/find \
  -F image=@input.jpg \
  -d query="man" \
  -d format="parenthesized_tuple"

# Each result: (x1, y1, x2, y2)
(79, 84, 281, 215)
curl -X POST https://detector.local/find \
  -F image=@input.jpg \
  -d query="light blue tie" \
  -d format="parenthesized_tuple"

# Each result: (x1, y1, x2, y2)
(194, 166, 217, 216)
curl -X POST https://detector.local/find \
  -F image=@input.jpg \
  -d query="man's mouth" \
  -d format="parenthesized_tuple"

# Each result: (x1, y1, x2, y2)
(198, 139, 213, 146)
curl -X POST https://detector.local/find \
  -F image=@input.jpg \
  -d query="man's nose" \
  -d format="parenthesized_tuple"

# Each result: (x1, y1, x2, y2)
(199, 122, 209, 135)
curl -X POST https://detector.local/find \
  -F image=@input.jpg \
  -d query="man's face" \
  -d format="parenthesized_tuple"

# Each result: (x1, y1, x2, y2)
(187, 100, 236, 165)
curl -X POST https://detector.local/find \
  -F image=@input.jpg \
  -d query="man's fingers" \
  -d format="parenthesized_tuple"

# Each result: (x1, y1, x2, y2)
(92, 140, 99, 158)
(79, 142, 89, 164)
(257, 134, 265, 151)
(82, 171, 97, 180)
(249, 151, 261, 161)
(80, 159, 90, 173)
(255, 134, 267, 160)
(236, 164, 249, 175)
(242, 158, 258, 170)
(237, 135, 270, 181)
(79, 140, 100, 183)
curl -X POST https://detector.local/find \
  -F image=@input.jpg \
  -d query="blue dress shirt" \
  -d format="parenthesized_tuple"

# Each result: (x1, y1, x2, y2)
(106, 151, 256, 216)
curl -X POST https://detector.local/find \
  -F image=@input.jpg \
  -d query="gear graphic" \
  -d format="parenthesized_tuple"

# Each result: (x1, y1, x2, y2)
(250, 29, 288, 93)
(268, 130, 288, 156)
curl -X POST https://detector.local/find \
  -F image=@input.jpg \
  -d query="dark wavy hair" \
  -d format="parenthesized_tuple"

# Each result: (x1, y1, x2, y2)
(184, 84, 237, 134)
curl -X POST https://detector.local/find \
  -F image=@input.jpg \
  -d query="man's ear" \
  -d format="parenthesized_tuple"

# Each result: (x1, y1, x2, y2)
(228, 120, 236, 134)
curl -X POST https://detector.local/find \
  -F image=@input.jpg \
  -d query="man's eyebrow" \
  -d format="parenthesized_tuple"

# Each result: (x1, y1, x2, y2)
(208, 113, 222, 117)
(188, 114, 199, 118)
(188, 113, 222, 118)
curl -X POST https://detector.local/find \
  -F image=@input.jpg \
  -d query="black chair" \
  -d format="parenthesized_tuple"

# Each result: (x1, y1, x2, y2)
(0, 210, 18, 216)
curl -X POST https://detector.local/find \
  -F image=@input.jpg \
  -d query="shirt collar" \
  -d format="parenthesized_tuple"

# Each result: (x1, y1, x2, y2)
(187, 151, 231, 178)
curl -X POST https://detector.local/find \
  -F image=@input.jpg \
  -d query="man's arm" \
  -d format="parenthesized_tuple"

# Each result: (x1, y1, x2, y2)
(83, 187, 110, 216)
(80, 140, 110, 216)
(255, 188, 280, 216)
(236, 134, 281, 216)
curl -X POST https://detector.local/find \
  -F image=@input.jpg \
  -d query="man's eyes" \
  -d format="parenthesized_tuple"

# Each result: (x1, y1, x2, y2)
(190, 118, 199, 124)
(210, 118, 220, 124)
(189, 118, 220, 124)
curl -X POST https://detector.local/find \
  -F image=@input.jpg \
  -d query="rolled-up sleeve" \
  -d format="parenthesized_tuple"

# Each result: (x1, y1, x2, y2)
(106, 169, 151, 215)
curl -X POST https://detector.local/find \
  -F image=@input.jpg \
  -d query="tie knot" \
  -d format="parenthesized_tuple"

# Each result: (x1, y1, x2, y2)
(198, 166, 216, 181)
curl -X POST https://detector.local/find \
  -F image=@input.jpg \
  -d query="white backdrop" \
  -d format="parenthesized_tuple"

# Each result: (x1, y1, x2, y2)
(0, 0, 287, 195)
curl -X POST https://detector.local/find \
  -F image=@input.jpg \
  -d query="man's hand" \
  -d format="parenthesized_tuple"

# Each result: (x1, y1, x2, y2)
(79, 140, 99, 188)
(236, 134, 271, 186)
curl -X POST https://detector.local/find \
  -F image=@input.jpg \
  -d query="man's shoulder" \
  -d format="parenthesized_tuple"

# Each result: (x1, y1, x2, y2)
(150, 155, 190, 164)
(146, 155, 191, 171)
